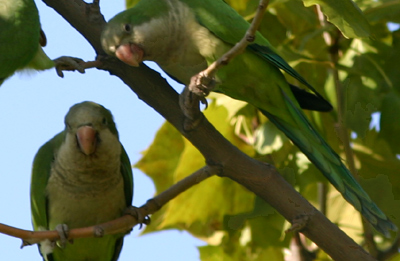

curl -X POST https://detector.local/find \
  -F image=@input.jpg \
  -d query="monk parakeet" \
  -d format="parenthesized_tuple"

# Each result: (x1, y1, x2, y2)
(100, 0, 397, 236)
(0, 0, 84, 86)
(30, 101, 133, 260)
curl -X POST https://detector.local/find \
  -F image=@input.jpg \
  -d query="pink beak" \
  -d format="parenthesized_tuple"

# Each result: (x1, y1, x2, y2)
(115, 43, 144, 67)
(76, 126, 97, 155)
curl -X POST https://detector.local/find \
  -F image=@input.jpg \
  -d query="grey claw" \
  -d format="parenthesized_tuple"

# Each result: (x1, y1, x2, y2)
(188, 72, 216, 97)
(55, 224, 69, 248)
(53, 56, 86, 77)
(124, 206, 150, 229)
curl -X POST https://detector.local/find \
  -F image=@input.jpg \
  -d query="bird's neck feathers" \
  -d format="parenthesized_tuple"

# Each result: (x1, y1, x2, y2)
(52, 130, 122, 186)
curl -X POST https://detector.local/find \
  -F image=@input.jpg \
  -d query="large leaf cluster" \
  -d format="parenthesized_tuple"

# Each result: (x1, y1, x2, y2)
(134, 0, 400, 259)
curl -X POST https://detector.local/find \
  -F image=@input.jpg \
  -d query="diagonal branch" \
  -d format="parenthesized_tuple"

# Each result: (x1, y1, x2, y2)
(0, 166, 217, 246)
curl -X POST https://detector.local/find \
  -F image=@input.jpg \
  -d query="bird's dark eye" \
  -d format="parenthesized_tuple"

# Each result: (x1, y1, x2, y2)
(102, 117, 108, 125)
(124, 24, 131, 33)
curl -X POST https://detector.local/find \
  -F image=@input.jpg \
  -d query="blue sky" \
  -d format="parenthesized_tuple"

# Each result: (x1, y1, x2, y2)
(0, 0, 205, 260)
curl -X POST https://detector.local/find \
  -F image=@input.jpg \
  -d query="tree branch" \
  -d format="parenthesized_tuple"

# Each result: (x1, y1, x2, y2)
(25, 0, 377, 260)
(0, 166, 216, 246)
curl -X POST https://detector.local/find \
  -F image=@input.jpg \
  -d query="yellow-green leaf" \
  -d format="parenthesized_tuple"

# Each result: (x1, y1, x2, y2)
(302, 0, 371, 38)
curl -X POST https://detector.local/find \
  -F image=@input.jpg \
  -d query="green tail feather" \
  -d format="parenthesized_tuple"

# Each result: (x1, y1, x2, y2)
(259, 90, 397, 237)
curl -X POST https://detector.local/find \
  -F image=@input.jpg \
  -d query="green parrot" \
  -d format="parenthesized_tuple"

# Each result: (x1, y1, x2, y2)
(30, 101, 133, 261)
(0, 0, 84, 86)
(100, 0, 397, 236)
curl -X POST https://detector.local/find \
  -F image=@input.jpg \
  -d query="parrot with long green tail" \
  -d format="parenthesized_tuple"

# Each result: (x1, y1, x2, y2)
(101, 0, 397, 236)
(0, 0, 84, 86)
(30, 101, 133, 260)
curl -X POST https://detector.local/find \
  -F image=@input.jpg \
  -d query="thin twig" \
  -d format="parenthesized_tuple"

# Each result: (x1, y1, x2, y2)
(142, 165, 218, 213)
(317, 183, 327, 216)
(0, 166, 217, 246)
(202, 0, 269, 78)
(181, 0, 269, 129)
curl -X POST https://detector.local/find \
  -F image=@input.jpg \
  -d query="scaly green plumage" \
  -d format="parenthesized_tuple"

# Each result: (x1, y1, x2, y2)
(0, 0, 54, 86)
(31, 101, 133, 261)
(101, 0, 396, 236)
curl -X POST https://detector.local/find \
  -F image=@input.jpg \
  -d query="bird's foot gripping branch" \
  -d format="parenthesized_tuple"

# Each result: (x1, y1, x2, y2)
(179, 83, 206, 132)
(123, 206, 151, 229)
(188, 71, 217, 98)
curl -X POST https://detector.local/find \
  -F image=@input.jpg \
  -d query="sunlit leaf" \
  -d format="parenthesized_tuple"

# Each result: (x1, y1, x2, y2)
(302, 0, 371, 38)
(135, 121, 184, 233)
(135, 122, 184, 193)
(199, 245, 235, 261)
(254, 120, 287, 154)
(364, 1, 400, 24)
(126, 0, 141, 9)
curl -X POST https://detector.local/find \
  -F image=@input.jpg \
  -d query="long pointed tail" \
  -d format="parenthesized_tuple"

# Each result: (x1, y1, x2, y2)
(260, 91, 397, 236)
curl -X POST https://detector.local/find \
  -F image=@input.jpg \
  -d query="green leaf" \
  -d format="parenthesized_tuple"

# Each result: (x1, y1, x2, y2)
(199, 245, 236, 261)
(248, 197, 287, 248)
(352, 130, 400, 232)
(274, 1, 318, 38)
(302, 0, 371, 38)
(364, 1, 400, 24)
(212, 92, 248, 119)
(380, 91, 400, 154)
(160, 102, 255, 235)
(126, 0, 141, 9)
(134, 121, 184, 233)
(359, 174, 400, 235)
(254, 120, 288, 154)
(388, 252, 400, 261)
(135, 122, 184, 193)
(385, 29, 400, 93)
(326, 184, 364, 240)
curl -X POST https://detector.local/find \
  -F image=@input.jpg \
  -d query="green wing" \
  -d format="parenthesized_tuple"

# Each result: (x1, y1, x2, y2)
(0, 0, 40, 84)
(30, 131, 65, 231)
(0, 0, 54, 85)
(183, 0, 264, 46)
(110, 145, 133, 261)
(185, 0, 328, 100)
(120, 145, 134, 207)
